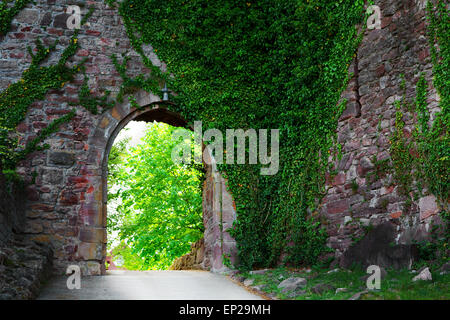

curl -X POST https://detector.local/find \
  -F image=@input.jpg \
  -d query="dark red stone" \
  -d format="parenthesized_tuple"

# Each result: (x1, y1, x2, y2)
(327, 199, 349, 215)
(60, 190, 79, 206)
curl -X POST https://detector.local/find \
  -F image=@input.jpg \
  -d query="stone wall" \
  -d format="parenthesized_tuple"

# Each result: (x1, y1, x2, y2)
(202, 149, 238, 272)
(321, 0, 442, 267)
(0, 174, 26, 244)
(0, 173, 52, 300)
(0, 0, 236, 275)
(0, 0, 444, 275)
(0, 237, 53, 300)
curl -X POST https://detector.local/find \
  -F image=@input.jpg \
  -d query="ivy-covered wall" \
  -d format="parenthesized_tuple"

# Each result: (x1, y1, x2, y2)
(1, 0, 149, 275)
(0, 0, 447, 275)
(1, 0, 238, 275)
(321, 0, 446, 265)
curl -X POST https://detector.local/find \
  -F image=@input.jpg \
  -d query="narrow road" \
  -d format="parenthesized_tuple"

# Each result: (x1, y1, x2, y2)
(38, 270, 263, 300)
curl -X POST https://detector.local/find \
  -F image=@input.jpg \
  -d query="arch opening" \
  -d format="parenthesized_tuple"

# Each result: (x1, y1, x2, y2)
(92, 99, 238, 275)
(103, 106, 204, 271)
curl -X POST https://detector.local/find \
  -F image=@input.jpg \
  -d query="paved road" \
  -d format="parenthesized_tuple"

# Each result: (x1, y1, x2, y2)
(38, 270, 263, 300)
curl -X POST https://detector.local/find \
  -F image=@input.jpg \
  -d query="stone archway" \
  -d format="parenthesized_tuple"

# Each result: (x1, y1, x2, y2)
(80, 90, 237, 275)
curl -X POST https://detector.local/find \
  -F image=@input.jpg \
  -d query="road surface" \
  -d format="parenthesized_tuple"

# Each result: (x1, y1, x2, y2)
(37, 270, 264, 300)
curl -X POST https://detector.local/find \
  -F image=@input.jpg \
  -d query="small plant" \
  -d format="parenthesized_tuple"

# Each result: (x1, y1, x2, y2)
(351, 179, 359, 194)
(222, 253, 232, 269)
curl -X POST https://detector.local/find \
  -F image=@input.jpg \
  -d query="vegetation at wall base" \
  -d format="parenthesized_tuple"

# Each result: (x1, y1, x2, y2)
(237, 265, 449, 300)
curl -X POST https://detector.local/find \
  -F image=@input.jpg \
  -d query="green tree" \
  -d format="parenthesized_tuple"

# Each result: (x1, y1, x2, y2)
(108, 122, 204, 270)
(110, 240, 148, 270)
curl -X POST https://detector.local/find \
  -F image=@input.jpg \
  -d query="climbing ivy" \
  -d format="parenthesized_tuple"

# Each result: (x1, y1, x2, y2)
(73, 65, 115, 115)
(388, 79, 416, 212)
(421, 0, 449, 207)
(385, 0, 449, 212)
(368, 0, 449, 264)
(0, 6, 113, 171)
(110, 54, 160, 104)
(0, 34, 80, 169)
(14, 109, 77, 164)
(111, 0, 368, 270)
(0, 0, 33, 37)
(2, 0, 445, 271)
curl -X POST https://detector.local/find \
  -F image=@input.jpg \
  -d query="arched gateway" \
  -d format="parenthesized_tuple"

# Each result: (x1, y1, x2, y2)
(98, 93, 238, 275)
(2, 0, 443, 279)
(0, 1, 238, 276)
(35, 90, 237, 275)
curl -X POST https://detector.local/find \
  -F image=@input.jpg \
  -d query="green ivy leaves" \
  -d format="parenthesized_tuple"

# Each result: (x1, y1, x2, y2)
(0, 6, 112, 170)
(112, 0, 367, 270)
(0, 0, 32, 36)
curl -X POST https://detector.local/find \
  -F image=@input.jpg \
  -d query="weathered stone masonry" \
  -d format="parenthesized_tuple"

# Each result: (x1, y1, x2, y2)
(320, 0, 443, 267)
(0, 176, 26, 244)
(0, 0, 444, 276)
(0, 0, 237, 275)
(1, 175, 53, 299)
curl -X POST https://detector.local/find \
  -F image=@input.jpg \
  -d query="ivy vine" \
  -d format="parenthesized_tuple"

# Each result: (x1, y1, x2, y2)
(0, 0, 33, 37)
(0, 6, 113, 171)
(109, 0, 369, 270)
(0, 0, 447, 271)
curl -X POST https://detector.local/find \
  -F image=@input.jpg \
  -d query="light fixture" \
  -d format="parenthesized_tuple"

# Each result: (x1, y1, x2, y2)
(162, 83, 169, 101)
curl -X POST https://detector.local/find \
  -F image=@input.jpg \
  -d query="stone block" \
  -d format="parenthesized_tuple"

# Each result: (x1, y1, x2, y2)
(15, 9, 39, 24)
(99, 116, 110, 129)
(53, 13, 69, 29)
(79, 227, 106, 243)
(340, 222, 418, 270)
(327, 199, 349, 215)
(25, 220, 44, 234)
(340, 101, 361, 121)
(60, 190, 79, 206)
(30, 234, 51, 244)
(48, 152, 75, 167)
(111, 106, 125, 120)
(40, 12, 52, 26)
(77, 242, 102, 261)
(87, 206, 104, 228)
(332, 173, 346, 186)
(390, 211, 402, 219)
(419, 195, 439, 220)
(30, 204, 54, 212)
(357, 156, 374, 176)
(41, 168, 64, 184)
(87, 261, 102, 275)
(211, 243, 223, 271)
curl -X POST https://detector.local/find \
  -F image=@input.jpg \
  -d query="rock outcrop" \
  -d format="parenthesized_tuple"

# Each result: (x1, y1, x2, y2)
(169, 238, 206, 270)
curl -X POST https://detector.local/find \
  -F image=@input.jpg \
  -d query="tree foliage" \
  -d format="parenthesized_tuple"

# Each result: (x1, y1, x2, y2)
(110, 240, 148, 270)
(107, 122, 204, 270)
